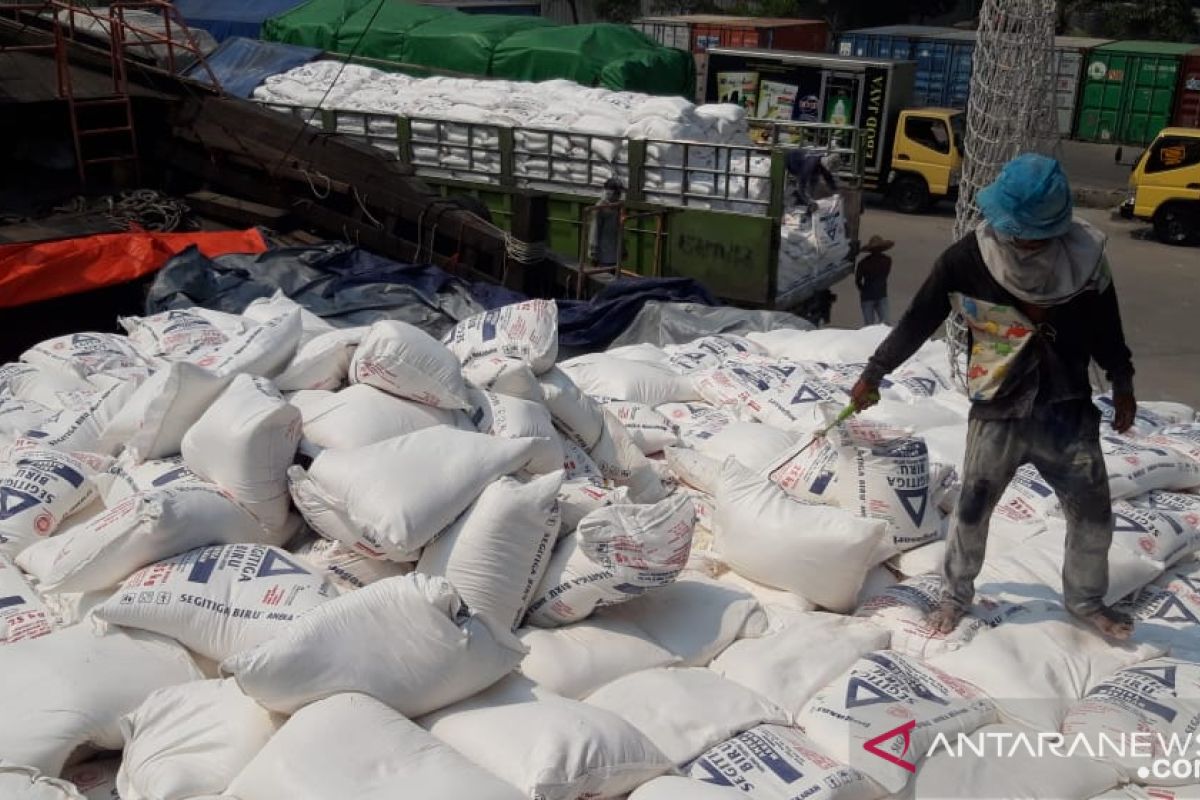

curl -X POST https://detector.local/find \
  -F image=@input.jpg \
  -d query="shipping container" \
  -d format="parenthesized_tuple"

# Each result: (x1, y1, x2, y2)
(837, 25, 972, 108)
(635, 15, 828, 101)
(1052, 36, 1112, 137)
(1174, 51, 1200, 129)
(704, 47, 915, 180)
(1075, 41, 1200, 147)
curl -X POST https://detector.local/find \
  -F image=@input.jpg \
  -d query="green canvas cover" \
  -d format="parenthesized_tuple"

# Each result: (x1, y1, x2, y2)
(261, 0, 375, 49)
(599, 47, 694, 96)
(333, 1, 456, 59)
(491, 23, 689, 94)
(399, 14, 553, 75)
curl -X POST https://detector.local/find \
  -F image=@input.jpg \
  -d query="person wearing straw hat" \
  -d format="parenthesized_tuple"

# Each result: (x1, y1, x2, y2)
(848, 153, 1138, 641)
(855, 235, 894, 325)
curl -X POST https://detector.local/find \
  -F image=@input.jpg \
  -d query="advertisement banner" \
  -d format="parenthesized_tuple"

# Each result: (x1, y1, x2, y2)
(857, 65, 890, 174)
(717, 71, 759, 113)
(756, 80, 798, 120)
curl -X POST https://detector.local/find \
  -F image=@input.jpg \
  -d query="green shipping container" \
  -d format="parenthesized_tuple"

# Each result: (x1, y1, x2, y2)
(1075, 41, 1200, 147)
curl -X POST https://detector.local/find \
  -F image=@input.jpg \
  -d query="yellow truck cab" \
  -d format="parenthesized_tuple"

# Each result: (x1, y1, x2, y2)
(886, 108, 965, 213)
(1120, 127, 1200, 245)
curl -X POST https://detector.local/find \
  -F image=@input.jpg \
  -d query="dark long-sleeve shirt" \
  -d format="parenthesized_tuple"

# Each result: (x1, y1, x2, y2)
(862, 231, 1134, 419)
(855, 252, 891, 301)
(785, 150, 837, 201)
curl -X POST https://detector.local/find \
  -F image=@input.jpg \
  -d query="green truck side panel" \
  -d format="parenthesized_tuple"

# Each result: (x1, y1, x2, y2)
(1076, 41, 1200, 147)
(423, 181, 777, 305)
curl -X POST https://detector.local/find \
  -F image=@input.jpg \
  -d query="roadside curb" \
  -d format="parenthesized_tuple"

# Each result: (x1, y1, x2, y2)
(1073, 186, 1125, 210)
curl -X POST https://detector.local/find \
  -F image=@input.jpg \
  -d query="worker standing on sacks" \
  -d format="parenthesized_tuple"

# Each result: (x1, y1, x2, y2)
(849, 154, 1138, 640)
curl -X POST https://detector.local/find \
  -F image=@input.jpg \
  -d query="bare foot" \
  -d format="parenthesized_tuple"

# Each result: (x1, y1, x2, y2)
(926, 601, 965, 635)
(1077, 607, 1134, 641)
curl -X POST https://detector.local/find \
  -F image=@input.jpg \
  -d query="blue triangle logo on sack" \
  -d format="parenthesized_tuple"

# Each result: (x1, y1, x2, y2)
(1152, 594, 1200, 625)
(256, 550, 311, 579)
(692, 758, 735, 787)
(895, 487, 928, 527)
(790, 384, 822, 404)
(1125, 665, 1178, 690)
(845, 676, 899, 708)
(1113, 512, 1145, 532)
(0, 487, 39, 521)
(151, 467, 192, 487)
(906, 377, 937, 396)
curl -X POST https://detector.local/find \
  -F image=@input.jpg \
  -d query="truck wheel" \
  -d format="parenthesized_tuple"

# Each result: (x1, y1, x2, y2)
(1153, 203, 1198, 246)
(889, 175, 930, 214)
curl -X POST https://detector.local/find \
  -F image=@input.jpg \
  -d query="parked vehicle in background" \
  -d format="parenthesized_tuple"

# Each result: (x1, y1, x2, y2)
(1120, 126, 1200, 245)
(704, 47, 963, 213)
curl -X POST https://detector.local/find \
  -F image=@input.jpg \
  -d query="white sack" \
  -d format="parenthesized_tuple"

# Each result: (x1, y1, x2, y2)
(121, 309, 228, 357)
(556, 477, 630, 532)
(274, 326, 366, 391)
(17, 484, 267, 594)
(222, 573, 525, 715)
(929, 604, 1165, 733)
(715, 459, 887, 612)
(182, 374, 300, 534)
(630, 776, 742, 799)
(696, 422, 799, 471)
(469, 388, 563, 474)
(225, 692, 523, 800)
(418, 472, 562, 630)
(588, 409, 670, 503)
(350, 319, 470, 409)
(797, 650, 997, 794)
(195, 309, 302, 379)
(0, 625, 201, 775)
(0, 443, 100, 559)
(687, 724, 883, 800)
(1110, 500, 1200, 567)
(288, 427, 537, 561)
(94, 453, 203, 505)
(98, 362, 231, 460)
(28, 380, 136, 454)
(540, 366, 605, 448)
(1102, 434, 1200, 499)
(22, 332, 152, 380)
(0, 553, 54, 644)
(422, 674, 673, 800)
(293, 536, 411, 591)
(117, 678, 280, 800)
(657, 401, 736, 447)
(518, 615, 678, 699)
(601, 400, 678, 454)
(297, 382, 462, 452)
(586, 667, 787, 764)
(462, 354, 545, 401)
(524, 492, 694, 627)
(710, 611, 891, 722)
(561, 354, 699, 405)
(443, 299, 558, 373)
(242, 291, 332, 341)
(94, 543, 338, 661)
(0, 764, 87, 800)
(601, 573, 768, 667)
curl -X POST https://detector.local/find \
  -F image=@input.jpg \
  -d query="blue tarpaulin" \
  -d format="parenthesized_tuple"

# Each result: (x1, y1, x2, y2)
(184, 37, 320, 98)
(175, 0, 310, 41)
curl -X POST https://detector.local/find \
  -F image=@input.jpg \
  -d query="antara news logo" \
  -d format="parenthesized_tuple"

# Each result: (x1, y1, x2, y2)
(861, 723, 1200, 782)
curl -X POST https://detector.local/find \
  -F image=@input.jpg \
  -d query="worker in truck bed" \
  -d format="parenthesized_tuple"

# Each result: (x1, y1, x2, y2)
(785, 149, 839, 212)
(850, 154, 1138, 641)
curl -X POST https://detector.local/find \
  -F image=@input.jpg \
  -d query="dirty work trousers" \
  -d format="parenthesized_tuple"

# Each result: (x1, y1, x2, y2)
(861, 298, 889, 326)
(943, 399, 1113, 616)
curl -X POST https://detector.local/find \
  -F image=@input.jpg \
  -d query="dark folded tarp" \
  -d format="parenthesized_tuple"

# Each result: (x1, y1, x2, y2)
(175, 0, 311, 41)
(145, 243, 523, 338)
(555, 278, 718, 351)
(185, 37, 321, 97)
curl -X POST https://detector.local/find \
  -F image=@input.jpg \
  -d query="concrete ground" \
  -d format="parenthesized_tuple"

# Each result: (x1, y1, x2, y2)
(831, 201, 1200, 407)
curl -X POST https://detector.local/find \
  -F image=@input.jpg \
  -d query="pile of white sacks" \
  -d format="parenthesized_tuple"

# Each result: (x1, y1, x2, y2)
(4, 295, 1200, 800)
(252, 61, 771, 212)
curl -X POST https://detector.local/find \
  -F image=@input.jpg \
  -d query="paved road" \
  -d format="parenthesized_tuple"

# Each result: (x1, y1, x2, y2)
(830, 202, 1200, 407)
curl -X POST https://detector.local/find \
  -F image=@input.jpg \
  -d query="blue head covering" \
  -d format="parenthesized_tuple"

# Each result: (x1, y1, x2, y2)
(976, 154, 1073, 240)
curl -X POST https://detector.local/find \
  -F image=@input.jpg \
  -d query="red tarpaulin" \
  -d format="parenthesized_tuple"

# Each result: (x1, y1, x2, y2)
(0, 229, 268, 308)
